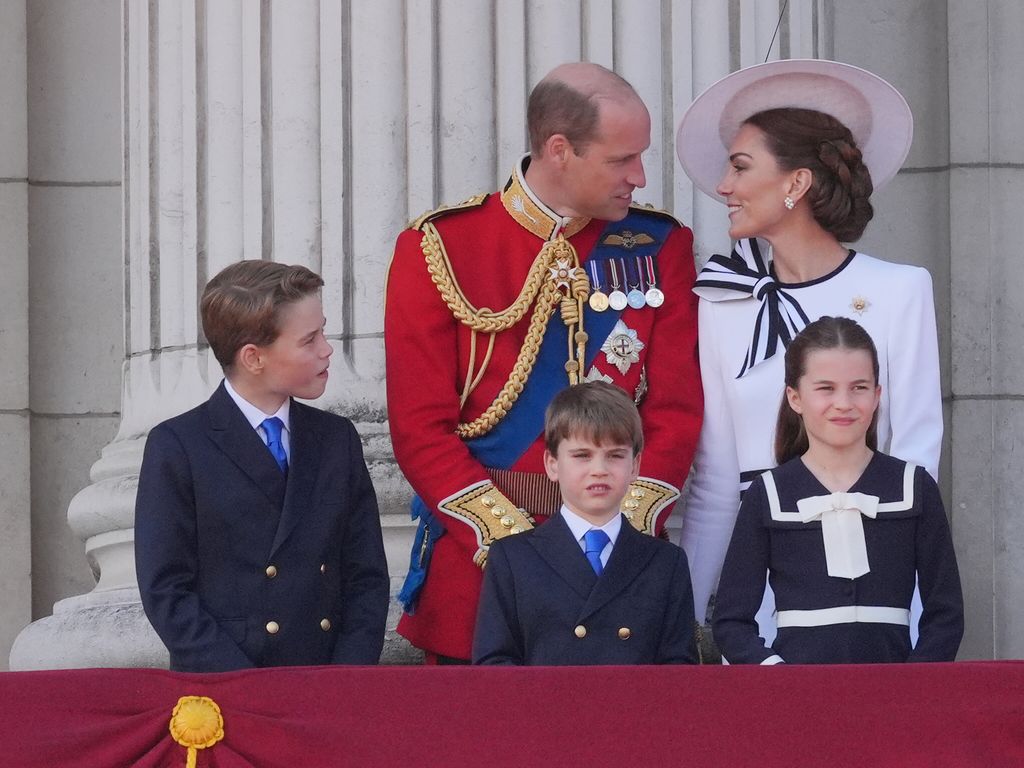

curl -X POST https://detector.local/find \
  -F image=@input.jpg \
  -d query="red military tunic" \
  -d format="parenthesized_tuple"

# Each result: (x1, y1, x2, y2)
(385, 159, 703, 659)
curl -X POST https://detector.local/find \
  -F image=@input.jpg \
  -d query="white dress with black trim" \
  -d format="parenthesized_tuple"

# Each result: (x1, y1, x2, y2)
(712, 452, 963, 664)
(679, 239, 943, 623)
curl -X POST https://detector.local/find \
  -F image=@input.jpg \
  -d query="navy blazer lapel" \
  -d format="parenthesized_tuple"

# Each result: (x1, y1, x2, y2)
(529, 513, 598, 599)
(269, 401, 321, 556)
(206, 383, 287, 510)
(578, 519, 657, 621)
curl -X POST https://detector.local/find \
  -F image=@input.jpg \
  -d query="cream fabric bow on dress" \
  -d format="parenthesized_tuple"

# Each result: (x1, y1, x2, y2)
(796, 491, 880, 579)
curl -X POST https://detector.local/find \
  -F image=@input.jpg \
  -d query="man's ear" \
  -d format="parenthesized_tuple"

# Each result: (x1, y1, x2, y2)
(237, 343, 263, 375)
(544, 133, 574, 166)
(543, 449, 559, 482)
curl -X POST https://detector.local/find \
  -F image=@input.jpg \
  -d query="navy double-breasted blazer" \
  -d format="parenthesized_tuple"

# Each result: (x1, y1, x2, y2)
(135, 382, 389, 672)
(472, 513, 698, 665)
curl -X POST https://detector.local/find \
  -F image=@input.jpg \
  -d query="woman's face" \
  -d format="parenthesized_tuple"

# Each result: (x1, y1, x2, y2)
(716, 123, 797, 241)
(786, 347, 880, 455)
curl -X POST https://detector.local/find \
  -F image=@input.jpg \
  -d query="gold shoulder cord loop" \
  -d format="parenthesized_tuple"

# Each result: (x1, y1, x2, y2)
(421, 226, 589, 438)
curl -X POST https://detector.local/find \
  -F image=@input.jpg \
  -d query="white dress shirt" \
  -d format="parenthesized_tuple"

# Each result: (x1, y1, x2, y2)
(560, 505, 622, 570)
(223, 378, 292, 461)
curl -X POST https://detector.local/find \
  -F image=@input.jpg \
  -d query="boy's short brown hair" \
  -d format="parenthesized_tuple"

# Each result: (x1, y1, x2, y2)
(200, 260, 324, 372)
(544, 381, 644, 457)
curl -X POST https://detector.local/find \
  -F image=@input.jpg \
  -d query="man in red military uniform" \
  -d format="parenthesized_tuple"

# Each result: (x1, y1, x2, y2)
(385, 62, 703, 662)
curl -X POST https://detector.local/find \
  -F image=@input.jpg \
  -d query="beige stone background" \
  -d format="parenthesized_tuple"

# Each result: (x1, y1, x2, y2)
(1, 0, 1020, 668)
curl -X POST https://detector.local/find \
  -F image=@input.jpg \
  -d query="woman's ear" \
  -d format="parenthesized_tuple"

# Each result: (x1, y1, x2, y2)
(785, 385, 803, 415)
(787, 168, 813, 204)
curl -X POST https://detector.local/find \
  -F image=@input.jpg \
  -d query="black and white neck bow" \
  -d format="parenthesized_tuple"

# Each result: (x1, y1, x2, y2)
(693, 238, 810, 378)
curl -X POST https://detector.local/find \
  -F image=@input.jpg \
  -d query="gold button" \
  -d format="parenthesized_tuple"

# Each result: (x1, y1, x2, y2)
(500, 515, 515, 529)
(320, 563, 326, 574)
(320, 618, 331, 631)
(481, 495, 495, 508)
(574, 625, 587, 639)
(631, 487, 645, 499)
(265, 564, 278, 578)
(492, 505, 505, 516)
(510, 525, 524, 535)
(266, 621, 280, 634)
(618, 627, 631, 640)
(624, 499, 640, 511)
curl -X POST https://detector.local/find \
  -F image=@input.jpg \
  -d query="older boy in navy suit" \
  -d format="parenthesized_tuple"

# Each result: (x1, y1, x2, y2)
(136, 261, 389, 672)
(472, 382, 698, 665)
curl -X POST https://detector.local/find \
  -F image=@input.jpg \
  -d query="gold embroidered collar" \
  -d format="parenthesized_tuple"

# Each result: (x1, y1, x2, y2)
(500, 155, 591, 240)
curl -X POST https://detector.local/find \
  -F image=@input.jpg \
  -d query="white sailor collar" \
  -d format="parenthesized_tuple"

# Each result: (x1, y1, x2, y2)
(500, 154, 591, 240)
(762, 460, 918, 522)
(761, 460, 918, 579)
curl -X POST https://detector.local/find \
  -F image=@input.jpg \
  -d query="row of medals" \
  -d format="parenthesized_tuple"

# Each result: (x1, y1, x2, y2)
(587, 257, 665, 312)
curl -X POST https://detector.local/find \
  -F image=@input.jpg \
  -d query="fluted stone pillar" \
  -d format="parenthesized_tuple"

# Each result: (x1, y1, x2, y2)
(945, 0, 1024, 660)
(0, 1, 31, 671)
(12, 0, 822, 668)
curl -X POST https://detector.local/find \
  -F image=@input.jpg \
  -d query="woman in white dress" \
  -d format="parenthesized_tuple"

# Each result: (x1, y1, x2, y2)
(675, 59, 942, 631)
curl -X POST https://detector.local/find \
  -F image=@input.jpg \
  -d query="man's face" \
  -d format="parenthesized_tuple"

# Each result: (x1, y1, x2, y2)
(257, 294, 333, 405)
(562, 97, 650, 221)
(544, 434, 640, 526)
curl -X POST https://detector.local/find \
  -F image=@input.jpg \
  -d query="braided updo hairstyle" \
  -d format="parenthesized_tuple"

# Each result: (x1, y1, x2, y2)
(744, 107, 874, 242)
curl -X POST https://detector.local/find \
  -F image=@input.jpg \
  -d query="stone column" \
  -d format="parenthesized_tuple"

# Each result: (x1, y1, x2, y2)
(947, 0, 1024, 660)
(0, 1, 31, 671)
(8, 0, 125, 669)
(12, 0, 821, 668)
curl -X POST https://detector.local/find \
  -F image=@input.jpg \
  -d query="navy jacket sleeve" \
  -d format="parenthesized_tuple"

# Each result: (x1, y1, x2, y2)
(712, 476, 779, 664)
(657, 547, 700, 664)
(909, 468, 965, 662)
(135, 423, 254, 671)
(330, 420, 390, 664)
(471, 540, 524, 665)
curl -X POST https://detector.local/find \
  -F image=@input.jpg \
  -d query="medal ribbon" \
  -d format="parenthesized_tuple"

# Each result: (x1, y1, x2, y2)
(643, 255, 657, 289)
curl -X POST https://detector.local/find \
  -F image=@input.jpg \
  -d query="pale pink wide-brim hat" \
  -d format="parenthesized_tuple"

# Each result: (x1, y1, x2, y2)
(675, 58, 913, 201)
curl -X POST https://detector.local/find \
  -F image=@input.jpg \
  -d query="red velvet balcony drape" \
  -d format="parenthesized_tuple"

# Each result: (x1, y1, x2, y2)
(2, 662, 1022, 767)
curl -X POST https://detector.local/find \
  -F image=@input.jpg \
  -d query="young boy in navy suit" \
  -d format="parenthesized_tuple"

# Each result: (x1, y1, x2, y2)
(472, 382, 698, 665)
(136, 261, 389, 672)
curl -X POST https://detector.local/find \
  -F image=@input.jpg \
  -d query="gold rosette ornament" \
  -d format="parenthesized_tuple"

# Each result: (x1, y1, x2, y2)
(169, 695, 225, 768)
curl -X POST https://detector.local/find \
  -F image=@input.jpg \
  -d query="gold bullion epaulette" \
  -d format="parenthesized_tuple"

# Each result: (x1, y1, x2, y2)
(628, 202, 683, 228)
(438, 481, 534, 568)
(621, 477, 681, 535)
(408, 193, 489, 231)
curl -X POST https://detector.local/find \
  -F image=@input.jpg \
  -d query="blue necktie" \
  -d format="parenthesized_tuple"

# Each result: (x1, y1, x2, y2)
(583, 529, 610, 576)
(261, 417, 288, 473)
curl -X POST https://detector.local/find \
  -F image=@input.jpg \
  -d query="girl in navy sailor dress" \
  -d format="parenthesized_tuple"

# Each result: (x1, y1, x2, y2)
(713, 317, 963, 664)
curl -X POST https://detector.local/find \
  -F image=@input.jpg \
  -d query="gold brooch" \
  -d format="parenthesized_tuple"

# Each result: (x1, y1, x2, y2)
(850, 296, 871, 315)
